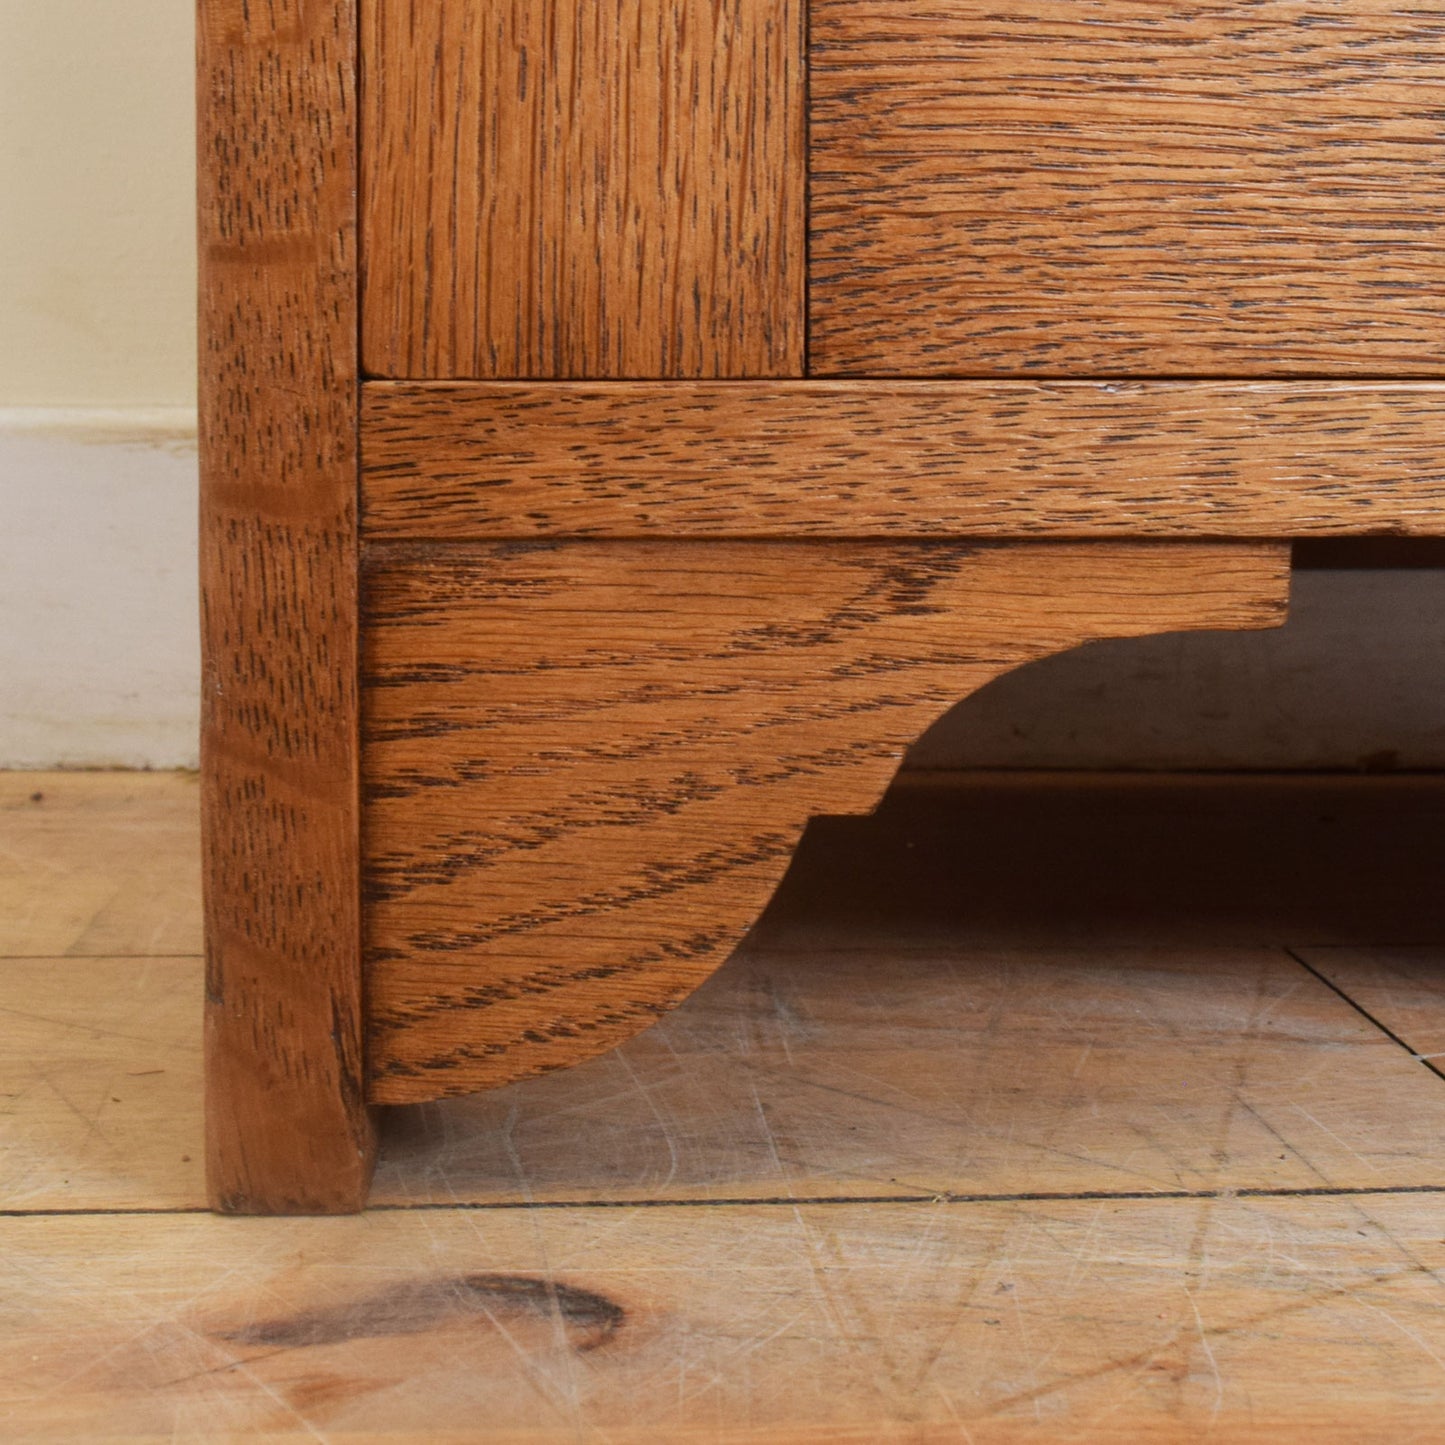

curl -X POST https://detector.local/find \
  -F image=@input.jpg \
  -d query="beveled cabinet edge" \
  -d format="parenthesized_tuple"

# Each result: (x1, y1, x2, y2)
(199, 0, 375, 1213)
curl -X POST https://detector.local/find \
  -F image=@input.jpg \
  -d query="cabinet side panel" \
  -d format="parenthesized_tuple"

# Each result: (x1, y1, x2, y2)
(361, 0, 806, 378)
(199, 0, 375, 1212)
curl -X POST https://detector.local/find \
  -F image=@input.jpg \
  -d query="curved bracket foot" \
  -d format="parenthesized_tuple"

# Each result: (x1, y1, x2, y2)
(364, 540, 1289, 1103)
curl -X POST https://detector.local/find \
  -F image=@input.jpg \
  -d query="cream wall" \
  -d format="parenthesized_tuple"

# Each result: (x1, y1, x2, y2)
(1, 1, 200, 765)
(0, 0, 196, 406)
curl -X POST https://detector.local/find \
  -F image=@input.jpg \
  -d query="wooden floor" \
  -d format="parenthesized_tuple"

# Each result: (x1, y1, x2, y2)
(4, 769, 1445, 1441)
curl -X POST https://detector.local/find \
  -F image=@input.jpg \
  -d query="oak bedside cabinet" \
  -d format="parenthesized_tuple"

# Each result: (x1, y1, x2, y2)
(200, 0, 1445, 1213)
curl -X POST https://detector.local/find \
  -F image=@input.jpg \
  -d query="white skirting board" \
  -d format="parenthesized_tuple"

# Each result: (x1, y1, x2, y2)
(0, 406, 1441, 772)
(0, 408, 199, 769)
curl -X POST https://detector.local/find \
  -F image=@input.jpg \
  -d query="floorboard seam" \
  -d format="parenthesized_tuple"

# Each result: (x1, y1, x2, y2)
(7, 1184, 1445, 1219)
(1287, 946, 1445, 1086)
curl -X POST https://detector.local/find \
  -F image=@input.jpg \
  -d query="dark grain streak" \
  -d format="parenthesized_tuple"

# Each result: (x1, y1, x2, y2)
(219, 1274, 624, 1353)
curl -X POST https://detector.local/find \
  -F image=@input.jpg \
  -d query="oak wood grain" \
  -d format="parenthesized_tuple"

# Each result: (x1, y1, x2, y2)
(18, 938, 1445, 1213)
(17, 776, 1445, 1432)
(199, 0, 374, 1213)
(362, 380, 1445, 538)
(362, 541, 1288, 1102)
(12, 1198, 1445, 1439)
(810, 0, 1445, 376)
(360, 0, 805, 379)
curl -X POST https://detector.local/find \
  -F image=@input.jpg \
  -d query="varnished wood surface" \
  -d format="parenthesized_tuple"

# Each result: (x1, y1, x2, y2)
(21, 940, 1445, 1215)
(360, 0, 805, 379)
(362, 380, 1445, 538)
(810, 0, 1445, 376)
(8, 770, 1445, 1437)
(363, 542, 1288, 1102)
(199, 0, 373, 1213)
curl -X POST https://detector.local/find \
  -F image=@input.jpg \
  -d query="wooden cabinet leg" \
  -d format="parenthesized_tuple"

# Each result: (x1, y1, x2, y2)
(364, 540, 1291, 1106)
(199, 0, 374, 1212)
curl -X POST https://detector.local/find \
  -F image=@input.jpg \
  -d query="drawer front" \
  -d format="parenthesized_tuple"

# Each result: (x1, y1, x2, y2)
(811, 1, 1445, 376)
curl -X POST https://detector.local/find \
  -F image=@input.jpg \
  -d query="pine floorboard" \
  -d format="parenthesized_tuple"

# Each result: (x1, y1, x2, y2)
(3, 769, 1444, 1440)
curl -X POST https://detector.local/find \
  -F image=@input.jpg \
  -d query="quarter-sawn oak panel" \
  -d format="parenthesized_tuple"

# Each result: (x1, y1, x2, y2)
(361, 0, 805, 379)
(363, 540, 1288, 1102)
(811, 1, 1445, 376)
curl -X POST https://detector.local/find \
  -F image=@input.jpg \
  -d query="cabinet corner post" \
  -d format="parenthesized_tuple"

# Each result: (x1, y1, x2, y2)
(199, 0, 375, 1214)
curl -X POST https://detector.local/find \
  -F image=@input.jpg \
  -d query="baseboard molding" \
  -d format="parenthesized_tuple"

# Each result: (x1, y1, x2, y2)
(0, 407, 200, 769)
